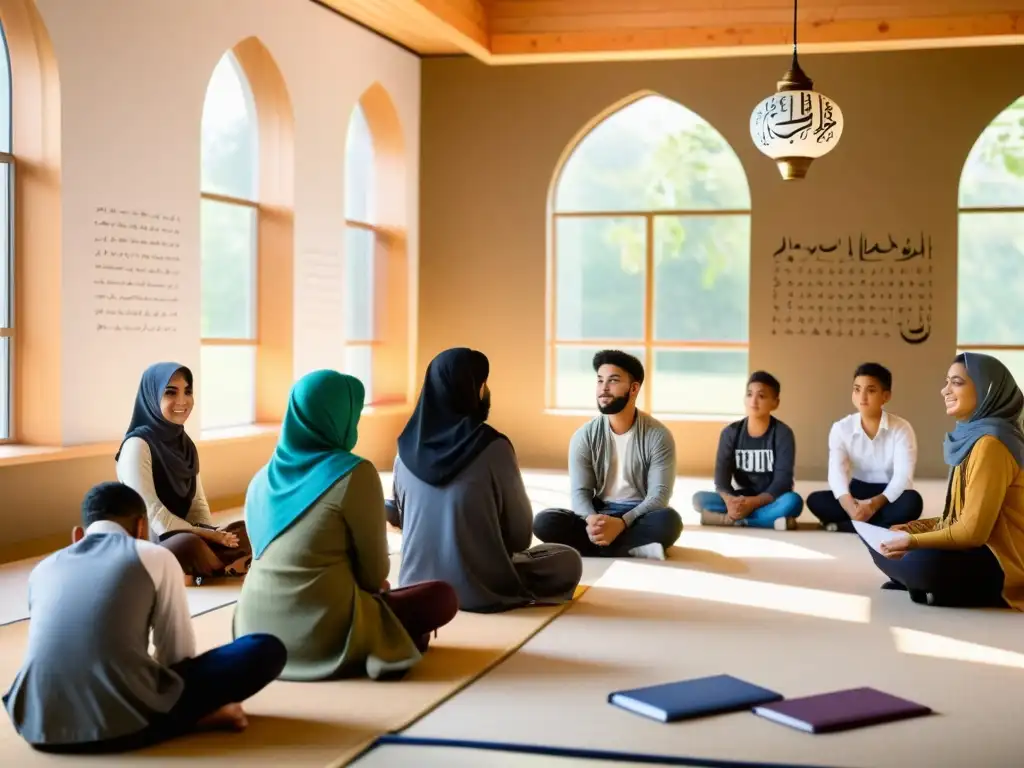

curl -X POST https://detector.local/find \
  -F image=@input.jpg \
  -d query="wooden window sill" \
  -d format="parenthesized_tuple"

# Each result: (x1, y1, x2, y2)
(0, 423, 282, 468)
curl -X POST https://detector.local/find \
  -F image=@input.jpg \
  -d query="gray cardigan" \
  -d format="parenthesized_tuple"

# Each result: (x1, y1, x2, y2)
(568, 411, 677, 525)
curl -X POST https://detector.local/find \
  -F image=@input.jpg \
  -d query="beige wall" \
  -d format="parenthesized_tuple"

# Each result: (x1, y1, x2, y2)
(419, 47, 1024, 480)
(0, 0, 418, 555)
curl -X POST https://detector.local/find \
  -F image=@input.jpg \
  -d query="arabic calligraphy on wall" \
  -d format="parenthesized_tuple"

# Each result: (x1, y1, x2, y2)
(771, 233, 932, 345)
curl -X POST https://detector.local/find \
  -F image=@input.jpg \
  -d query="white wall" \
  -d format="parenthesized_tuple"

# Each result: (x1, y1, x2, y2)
(33, 0, 420, 442)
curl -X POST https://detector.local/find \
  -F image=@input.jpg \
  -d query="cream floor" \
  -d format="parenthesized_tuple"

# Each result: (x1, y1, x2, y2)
(3, 473, 1019, 768)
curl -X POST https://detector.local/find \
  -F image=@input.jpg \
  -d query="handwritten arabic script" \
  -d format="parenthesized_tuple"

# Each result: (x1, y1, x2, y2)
(771, 233, 933, 345)
(92, 206, 182, 334)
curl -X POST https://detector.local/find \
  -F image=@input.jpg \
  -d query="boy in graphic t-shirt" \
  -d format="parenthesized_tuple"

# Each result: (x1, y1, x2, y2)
(692, 371, 804, 530)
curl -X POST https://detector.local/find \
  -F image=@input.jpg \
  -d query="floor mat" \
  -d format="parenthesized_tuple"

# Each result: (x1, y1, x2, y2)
(404, 531, 1024, 767)
(0, 589, 586, 767)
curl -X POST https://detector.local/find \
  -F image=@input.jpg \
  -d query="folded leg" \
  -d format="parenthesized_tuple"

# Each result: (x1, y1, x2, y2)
(513, 544, 583, 604)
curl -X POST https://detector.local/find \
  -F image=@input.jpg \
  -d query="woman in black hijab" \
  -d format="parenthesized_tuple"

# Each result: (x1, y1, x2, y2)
(116, 362, 251, 582)
(391, 348, 582, 613)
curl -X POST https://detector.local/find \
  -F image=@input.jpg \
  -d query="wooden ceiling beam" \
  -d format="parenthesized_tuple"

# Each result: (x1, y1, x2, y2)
(406, 0, 491, 58)
(486, 10, 1024, 63)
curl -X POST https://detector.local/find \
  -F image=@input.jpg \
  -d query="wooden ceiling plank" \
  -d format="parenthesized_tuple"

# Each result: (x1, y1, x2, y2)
(488, 11, 1024, 57)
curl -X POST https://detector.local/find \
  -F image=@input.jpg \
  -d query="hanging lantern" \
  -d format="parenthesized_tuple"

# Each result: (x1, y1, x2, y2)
(750, 0, 844, 180)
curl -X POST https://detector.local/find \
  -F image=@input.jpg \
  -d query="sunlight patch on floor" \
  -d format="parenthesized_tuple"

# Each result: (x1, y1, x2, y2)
(595, 560, 871, 623)
(891, 627, 1024, 669)
(679, 530, 834, 561)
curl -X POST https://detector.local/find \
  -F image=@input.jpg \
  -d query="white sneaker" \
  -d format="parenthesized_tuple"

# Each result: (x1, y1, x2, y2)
(774, 517, 798, 531)
(824, 522, 840, 532)
(629, 543, 666, 560)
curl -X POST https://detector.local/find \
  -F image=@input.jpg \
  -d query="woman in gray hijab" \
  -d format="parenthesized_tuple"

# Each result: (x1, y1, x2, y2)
(867, 352, 1024, 609)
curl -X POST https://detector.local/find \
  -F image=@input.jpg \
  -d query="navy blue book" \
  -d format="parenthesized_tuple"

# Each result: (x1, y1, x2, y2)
(609, 674, 784, 723)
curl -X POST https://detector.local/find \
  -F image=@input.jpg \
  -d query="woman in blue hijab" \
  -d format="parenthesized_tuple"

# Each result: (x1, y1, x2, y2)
(116, 362, 250, 581)
(234, 370, 458, 680)
(867, 353, 1024, 609)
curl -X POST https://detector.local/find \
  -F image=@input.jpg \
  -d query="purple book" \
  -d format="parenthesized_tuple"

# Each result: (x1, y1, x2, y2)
(753, 687, 932, 733)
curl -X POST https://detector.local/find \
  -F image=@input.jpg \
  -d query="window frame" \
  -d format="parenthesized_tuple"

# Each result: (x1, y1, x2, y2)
(547, 207, 751, 415)
(957, 201, 1024, 357)
(342, 90, 408, 409)
(199, 53, 261, 431)
(0, 19, 13, 443)
(0, 151, 12, 443)
(957, 95, 1024, 360)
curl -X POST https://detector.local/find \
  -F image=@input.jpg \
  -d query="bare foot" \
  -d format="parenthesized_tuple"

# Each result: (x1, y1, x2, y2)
(196, 703, 248, 732)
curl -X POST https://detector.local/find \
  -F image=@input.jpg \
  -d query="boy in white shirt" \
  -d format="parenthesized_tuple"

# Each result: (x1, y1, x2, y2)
(807, 363, 923, 533)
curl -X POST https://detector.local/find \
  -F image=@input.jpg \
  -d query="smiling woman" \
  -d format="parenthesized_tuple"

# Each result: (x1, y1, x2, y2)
(114, 361, 253, 582)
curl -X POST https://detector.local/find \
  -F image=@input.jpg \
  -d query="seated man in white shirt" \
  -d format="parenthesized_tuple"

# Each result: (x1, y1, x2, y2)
(4, 482, 286, 753)
(807, 363, 923, 533)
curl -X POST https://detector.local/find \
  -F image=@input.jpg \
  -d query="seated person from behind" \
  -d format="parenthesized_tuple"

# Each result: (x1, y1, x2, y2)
(116, 362, 251, 581)
(871, 353, 1024, 609)
(235, 371, 458, 680)
(3, 482, 285, 754)
(533, 350, 683, 560)
(393, 348, 582, 614)
(693, 371, 803, 530)
(806, 362, 923, 532)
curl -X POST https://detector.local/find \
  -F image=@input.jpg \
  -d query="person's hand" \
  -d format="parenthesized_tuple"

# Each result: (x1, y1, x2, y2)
(850, 500, 875, 522)
(585, 514, 602, 541)
(590, 515, 626, 546)
(380, 579, 391, 593)
(198, 528, 239, 548)
(728, 497, 754, 521)
(880, 533, 911, 560)
(724, 495, 742, 520)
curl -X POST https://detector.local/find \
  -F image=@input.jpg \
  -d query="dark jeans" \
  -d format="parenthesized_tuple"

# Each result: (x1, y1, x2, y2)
(864, 540, 1007, 608)
(36, 634, 287, 754)
(532, 500, 682, 557)
(385, 499, 402, 530)
(807, 479, 923, 533)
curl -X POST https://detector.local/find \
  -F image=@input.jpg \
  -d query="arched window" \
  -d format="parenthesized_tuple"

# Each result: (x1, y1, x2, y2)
(0, 22, 12, 440)
(344, 85, 408, 405)
(548, 94, 751, 415)
(958, 96, 1024, 382)
(200, 51, 259, 430)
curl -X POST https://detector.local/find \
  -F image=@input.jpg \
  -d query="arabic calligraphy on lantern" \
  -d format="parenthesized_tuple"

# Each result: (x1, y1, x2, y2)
(770, 232, 933, 346)
(752, 92, 839, 150)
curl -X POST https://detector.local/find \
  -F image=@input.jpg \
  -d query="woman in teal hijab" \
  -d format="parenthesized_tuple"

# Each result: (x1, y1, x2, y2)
(234, 371, 458, 680)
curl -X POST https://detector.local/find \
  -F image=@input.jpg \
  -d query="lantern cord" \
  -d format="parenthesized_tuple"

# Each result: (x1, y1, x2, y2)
(791, 0, 799, 67)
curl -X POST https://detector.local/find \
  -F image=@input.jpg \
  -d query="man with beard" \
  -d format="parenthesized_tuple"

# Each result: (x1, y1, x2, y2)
(533, 350, 682, 559)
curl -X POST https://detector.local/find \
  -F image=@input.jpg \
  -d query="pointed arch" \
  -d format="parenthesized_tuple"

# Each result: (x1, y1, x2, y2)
(545, 92, 751, 416)
(0, 0, 61, 444)
(199, 37, 295, 430)
(344, 82, 409, 406)
(956, 95, 1024, 383)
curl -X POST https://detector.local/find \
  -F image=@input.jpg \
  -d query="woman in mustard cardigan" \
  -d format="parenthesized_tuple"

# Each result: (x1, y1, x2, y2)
(870, 352, 1024, 609)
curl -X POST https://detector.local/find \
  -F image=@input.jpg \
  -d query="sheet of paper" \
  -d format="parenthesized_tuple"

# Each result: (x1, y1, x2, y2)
(853, 520, 910, 554)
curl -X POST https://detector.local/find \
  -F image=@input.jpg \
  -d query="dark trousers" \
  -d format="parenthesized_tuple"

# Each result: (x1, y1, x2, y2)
(36, 634, 287, 754)
(806, 479, 923, 533)
(864, 540, 1007, 608)
(385, 499, 402, 530)
(532, 500, 682, 557)
(381, 580, 460, 652)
